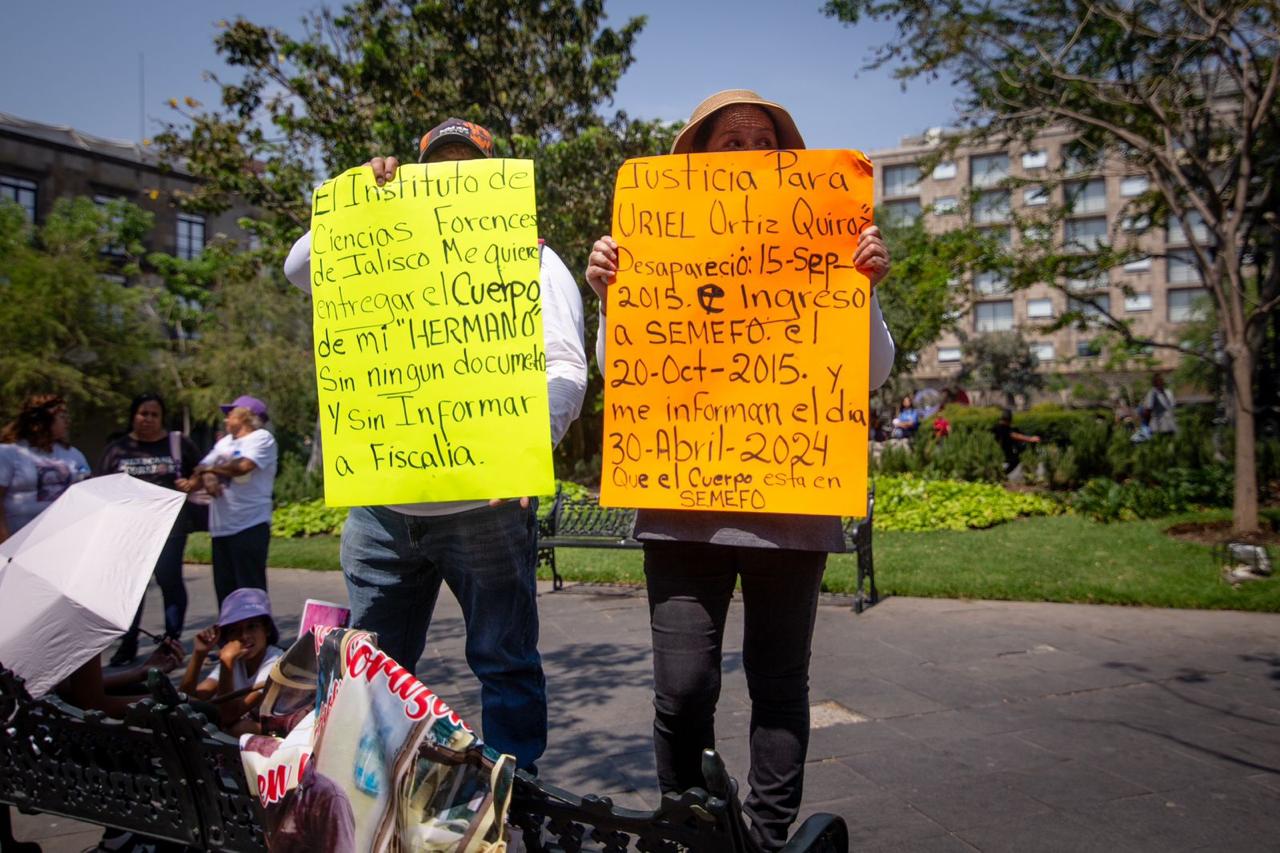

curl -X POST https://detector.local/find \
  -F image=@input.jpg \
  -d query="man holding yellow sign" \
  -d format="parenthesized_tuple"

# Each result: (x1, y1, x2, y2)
(585, 90, 895, 850)
(284, 118, 588, 770)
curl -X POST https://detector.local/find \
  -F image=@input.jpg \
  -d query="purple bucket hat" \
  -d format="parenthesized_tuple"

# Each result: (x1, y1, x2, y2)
(216, 587, 279, 646)
(219, 395, 269, 421)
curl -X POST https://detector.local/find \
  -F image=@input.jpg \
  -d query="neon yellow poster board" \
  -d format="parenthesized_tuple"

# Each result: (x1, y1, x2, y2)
(309, 160, 553, 507)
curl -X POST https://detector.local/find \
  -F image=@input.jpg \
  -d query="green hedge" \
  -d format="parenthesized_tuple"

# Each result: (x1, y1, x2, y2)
(875, 475, 1062, 532)
(923, 404, 1111, 447)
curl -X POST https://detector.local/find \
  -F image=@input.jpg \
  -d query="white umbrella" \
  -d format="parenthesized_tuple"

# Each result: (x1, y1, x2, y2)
(0, 472, 185, 698)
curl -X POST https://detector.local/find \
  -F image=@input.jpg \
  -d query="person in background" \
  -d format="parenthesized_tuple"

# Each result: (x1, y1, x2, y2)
(0, 394, 90, 545)
(890, 395, 921, 439)
(97, 393, 201, 666)
(993, 408, 1041, 475)
(584, 89, 894, 851)
(181, 395, 277, 604)
(1141, 372, 1177, 436)
(179, 587, 284, 733)
(281, 117, 588, 772)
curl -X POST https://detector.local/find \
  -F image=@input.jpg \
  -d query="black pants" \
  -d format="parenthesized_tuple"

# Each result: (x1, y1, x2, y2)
(643, 541, 825, 852)
(211, 522, 270, 605)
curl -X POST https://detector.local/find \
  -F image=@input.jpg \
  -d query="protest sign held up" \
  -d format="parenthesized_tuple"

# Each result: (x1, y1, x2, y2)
(600, 149, 874, 516)
(309, 160, 554, 507)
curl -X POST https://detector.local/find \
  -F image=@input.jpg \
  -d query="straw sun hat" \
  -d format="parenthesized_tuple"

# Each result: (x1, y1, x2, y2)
(670, 89, 806, 155)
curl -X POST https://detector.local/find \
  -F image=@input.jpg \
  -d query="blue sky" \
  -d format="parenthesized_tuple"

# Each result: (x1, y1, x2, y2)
(0, 1, 962, 154)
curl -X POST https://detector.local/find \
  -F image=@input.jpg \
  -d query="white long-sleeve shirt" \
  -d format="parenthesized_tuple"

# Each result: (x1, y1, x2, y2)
(285, 230, 587, 516)
(594, 293, 896, 390)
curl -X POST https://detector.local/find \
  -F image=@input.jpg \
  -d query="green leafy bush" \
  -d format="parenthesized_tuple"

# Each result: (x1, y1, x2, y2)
(872, 440, 920, 476)
(273, 451, 324, 505)
(927, 429, 1006, 482)
(1067, 417, 1112, 481)
(874, 475, 1062, 532)
(272, 500, 347, 537)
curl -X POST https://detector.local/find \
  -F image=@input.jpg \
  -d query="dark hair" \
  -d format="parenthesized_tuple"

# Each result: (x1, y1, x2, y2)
(0, 394, 67, 451)
(128, 392, 167, 428)
(1000, 408, 1014, 422)
(692, 105, 778, 153)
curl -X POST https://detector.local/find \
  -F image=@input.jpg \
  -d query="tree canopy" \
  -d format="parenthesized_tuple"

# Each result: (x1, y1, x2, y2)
(828, 0, 1279, 532)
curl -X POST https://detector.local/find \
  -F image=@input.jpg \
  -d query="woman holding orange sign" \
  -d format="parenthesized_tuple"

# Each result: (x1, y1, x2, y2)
(585, 89, 895, 851)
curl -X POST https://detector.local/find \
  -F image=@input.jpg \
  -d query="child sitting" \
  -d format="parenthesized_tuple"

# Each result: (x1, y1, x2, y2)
(179, 587, 284, 733)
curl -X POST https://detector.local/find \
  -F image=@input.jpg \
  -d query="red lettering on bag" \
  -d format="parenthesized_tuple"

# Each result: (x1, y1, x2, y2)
(257, 764, 290, 807)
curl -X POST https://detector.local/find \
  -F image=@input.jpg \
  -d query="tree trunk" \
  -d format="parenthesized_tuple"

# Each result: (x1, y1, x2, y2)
(1231, 346, 1259, 535)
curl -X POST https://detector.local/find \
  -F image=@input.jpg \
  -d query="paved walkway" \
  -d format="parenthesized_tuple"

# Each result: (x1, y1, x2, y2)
(14, 565, 1280, 851)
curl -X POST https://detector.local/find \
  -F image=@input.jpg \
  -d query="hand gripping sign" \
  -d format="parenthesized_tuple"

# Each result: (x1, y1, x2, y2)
(600, 149, 875, 516)
(309, 160, 554, 507)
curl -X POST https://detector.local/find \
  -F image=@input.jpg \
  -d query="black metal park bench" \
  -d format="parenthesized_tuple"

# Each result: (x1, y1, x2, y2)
(0, 666, 848, 852)
(538, 487, 878, 613)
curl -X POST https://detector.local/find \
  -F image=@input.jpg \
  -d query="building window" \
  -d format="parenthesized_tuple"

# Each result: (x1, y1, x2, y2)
(1021, 150, 1048, 170)
(974, 300, 1015, 332)
(176, 213, 205, 260)
(1023, 186, 1049, 206)
(1121, 214, 1151, 232)
(883, 198, 922, 224)
(1168, 288, 1209, 323)
(93, 194, 127, 256)
(882, 164, 921, 198)
(974, 270, 1009, 295)
(932, 195, 958, 214)
(1064, 151, 1097, 176)
(1076, 339, 1102, 358)
(1065, 179, 1107, 214)
(974, 191, 1010, 224)
(980, 226, 1012, 248)
(1031, 342, 1055, 362)
(932, 160, 957, 180)
(970, 153, 1009, 188)
(937, 347, 962, 363)
(1119, 175, 1149, 197)
(1065, 216, 1108, 252)
(1065, 274, 1110, 295)
(1123, 256, 1152, 273)
(1, 175, 37, 221)
(1124, 293, 1152, 312)
(1070, 294, 1111, 318)
(1026, 298, 1054, 319)
(1167, 250, 1202, 284)
(1022, 223, 1051, 243)
(1167, 211, 1210, 245)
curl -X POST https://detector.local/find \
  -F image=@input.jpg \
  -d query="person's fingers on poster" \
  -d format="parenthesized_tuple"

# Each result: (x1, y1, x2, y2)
(488, 497, 531, 509)
(853, 225, 890, 289)
(585, 235, 619, 303)
(194, 626, 219, 656)
(364, 156, 400, 185)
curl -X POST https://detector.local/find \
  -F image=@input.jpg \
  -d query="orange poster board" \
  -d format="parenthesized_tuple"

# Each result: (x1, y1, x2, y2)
(599, 149, 875, 516)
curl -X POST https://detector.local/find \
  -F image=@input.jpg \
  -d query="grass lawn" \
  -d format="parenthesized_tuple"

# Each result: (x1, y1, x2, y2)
(187, 512, 1280, 612)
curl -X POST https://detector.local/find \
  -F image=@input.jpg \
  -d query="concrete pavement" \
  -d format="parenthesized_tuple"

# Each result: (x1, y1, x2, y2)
(13, 564, 1280, 851)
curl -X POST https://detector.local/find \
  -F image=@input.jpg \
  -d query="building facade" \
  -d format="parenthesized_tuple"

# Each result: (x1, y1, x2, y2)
(870, 127, 1210, 389)
(0, 112, 249, 258)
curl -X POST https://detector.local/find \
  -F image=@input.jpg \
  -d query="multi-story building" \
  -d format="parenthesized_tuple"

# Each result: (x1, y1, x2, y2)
(870, 127, 1211, 391)
(0, 112, 256, 454)
(0, 112, 250, 258)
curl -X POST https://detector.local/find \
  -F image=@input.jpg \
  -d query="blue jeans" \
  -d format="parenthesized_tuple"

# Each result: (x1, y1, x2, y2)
(341, 501, 546, 768)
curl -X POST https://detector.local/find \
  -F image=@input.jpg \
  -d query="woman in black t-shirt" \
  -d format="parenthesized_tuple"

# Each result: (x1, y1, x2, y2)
(97, 393, 201, 665)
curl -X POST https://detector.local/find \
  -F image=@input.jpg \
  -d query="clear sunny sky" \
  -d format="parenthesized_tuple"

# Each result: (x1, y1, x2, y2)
(0, 0, 962, 155)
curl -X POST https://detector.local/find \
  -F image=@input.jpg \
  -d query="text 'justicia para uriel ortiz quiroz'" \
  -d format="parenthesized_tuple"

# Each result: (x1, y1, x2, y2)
(308, 159, 554, 507)
(600, 149, 874, 517)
